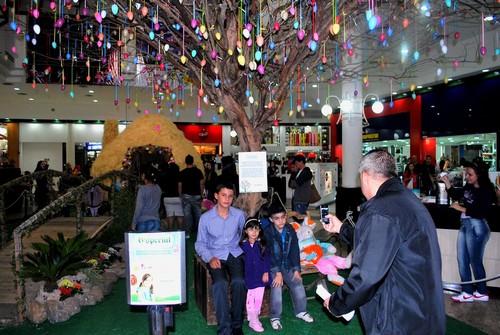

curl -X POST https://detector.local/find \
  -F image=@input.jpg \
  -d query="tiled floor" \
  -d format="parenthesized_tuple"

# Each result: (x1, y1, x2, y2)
(445, 294, 500, 334)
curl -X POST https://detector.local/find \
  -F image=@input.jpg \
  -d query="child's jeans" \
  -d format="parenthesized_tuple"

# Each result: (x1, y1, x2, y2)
(270, 269, 307, 319)
(246, 287, 265, 319)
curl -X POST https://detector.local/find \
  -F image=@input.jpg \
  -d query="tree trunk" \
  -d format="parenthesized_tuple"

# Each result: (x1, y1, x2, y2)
(222, 96, 267, 217)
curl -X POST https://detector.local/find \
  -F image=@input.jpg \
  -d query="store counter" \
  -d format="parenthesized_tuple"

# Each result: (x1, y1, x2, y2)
(423, 200, 500, 288)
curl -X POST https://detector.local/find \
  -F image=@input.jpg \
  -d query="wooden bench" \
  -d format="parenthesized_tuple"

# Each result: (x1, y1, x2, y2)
(194, 255, 271, 325)
(194, 255, 323, 325)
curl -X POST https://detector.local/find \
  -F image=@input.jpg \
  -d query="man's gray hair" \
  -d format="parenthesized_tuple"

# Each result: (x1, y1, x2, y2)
(359, 150, 397, 178)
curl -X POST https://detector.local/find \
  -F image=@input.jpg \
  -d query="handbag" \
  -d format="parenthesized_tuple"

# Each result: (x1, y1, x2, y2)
(309, 183, 321, 203)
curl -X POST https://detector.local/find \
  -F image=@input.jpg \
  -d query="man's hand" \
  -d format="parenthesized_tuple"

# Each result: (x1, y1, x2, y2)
(209, 257, 221, 269)
(323, 214, 343, 234)
(272, 272, 283, 287)
(293, 271, 302, 281)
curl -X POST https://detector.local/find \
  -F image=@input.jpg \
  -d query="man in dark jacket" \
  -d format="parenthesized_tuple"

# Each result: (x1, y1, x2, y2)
(323, 150, 445, 335)
(291, 155, 312, 214)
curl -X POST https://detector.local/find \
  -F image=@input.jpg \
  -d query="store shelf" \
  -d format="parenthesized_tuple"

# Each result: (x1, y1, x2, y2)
(285, 146, 322, 152)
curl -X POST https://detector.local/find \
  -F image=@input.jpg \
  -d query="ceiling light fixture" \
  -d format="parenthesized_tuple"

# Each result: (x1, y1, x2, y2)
(28, 98, 34, 101)
(89, 90, 95, 94)
(482, 69, 489, 73)
(14, 87, 20, 91)
(93, 99, 99, 103)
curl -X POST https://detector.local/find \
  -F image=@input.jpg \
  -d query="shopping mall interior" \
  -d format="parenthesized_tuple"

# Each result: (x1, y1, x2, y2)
(0, 0, 499, 333)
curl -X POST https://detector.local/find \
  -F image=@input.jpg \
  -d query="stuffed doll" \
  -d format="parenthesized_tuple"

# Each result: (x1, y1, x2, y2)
(291, 215, 352, 286)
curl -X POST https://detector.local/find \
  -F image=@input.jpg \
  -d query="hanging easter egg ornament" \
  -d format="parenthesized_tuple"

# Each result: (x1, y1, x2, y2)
(269, 40, 275, 50)
(215, 32, 221, 40)
(50, 1, 57, 10)
(237, 54, 245, 66)
(52, 41, 57, 48)
(257, 64, 265, 75)
(100, 10, 107, 19)
(454, 31, 460, 40)
(308, 40, 318, 52)
(141, 6, 148, 16)
(255, 50, 262, 62)
(127, 11, 133, 21)
(111, 4, 119, 15)
(191, 49, 197, 58)
(33, 24, 41, 35)
(32, 8, 40, 19)
(297, 29, 305, 41)
(249, 61, 257, 71)
(242, 28, 251, 39)
(149, 31, 155, 40)
(191, 19, 198, 29)
(180, 55, 187, 64)
(95, 11, 102, 23)
(256, 35, 264, 47)
(281, 10, 288, 20)
(436, 67, 442, 76)
(31, 38, 37, 45)
(479, 46, 487, 56)
(402, 18, 409, 29)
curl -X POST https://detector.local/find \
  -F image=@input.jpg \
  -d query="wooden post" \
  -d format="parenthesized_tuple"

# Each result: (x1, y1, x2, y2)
(76, 196, 83, 233)
(13, 231, 24, 322)
(110, 176, 116, 218)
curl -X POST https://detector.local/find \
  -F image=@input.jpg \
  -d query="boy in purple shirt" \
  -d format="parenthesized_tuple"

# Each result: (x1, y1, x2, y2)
(240, 218, 270, 332)
(195, 183, 246, 335)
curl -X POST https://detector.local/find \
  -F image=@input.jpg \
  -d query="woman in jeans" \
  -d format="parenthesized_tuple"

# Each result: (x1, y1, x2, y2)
(132, 169, 162, 232)
(441, 162, 496, 302)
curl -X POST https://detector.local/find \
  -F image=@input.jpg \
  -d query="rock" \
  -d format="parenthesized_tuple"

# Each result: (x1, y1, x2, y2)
(88, 286, 104, 303)
(26, 300, 47, 324)
(102, 271, 119, 283)
(46, 296, 82, 323)
(25, 280, 44, 301)
(77, 288, 97, 306)
(62, 296, 81, 317)
(108, 262, 126, 278)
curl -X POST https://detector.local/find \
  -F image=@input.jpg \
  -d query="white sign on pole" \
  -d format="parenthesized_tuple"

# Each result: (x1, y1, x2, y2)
(238, 151, 268, 193)
(125, 231, 186, 305)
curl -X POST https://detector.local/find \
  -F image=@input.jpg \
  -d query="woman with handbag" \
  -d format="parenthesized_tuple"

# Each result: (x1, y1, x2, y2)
(291, 155, 313, 214)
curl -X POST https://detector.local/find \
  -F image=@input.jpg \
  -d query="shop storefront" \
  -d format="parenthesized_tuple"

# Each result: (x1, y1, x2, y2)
(436, 132, 497, 171)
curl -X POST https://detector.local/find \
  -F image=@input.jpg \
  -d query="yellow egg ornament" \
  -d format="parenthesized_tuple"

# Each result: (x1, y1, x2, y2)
(218, 106, 224, 114)
(330, 23, 340, 35)
(200, 25, 206, 34)
(180, 55, 187, 64)
(215, 32, 222, 40)
(237, 54, 246, 66)
(228, 49, 234, 56)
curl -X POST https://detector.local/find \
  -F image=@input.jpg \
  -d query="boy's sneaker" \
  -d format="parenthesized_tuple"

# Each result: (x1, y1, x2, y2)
(296, 312, 314, 323)
(472, 291, 489, 302)
(270, 318, 282, 331)
(451, 292, 474, 303)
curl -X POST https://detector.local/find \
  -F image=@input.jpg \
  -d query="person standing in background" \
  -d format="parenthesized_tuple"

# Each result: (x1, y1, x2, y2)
(441, 162, 496, 303)
(160, 155, 184, 231)
(179, 154, 204, 239)
(131, 169, 162, 232)
(34, 160, 50, 211)
(291, 155, 312, 215)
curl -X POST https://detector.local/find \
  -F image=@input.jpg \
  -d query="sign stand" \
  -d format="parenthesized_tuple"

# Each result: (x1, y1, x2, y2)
(125, 231, 186, 335)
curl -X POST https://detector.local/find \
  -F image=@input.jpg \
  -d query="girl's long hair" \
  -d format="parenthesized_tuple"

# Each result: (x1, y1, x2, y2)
(240, 218, 267, 257)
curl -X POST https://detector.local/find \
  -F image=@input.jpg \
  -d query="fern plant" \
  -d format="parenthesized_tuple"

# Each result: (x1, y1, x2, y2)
(22, 231, 95, 291)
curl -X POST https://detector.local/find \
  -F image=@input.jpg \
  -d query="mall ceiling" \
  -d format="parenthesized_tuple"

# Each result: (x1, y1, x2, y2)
(0, 0, 498, 119)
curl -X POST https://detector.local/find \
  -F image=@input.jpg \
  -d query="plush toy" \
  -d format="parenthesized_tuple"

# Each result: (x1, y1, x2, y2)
(291, 215, 351, 286)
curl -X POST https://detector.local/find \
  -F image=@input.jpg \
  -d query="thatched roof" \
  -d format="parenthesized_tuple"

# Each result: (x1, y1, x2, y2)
(91, 114, 203, 176)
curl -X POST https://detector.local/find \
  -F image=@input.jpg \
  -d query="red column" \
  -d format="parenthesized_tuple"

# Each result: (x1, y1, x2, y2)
(409, 96, 422, 162)
(330, 114, 340, 164)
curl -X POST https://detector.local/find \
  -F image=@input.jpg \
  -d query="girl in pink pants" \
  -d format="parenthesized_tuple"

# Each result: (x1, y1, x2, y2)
(240, 218, 271, 332)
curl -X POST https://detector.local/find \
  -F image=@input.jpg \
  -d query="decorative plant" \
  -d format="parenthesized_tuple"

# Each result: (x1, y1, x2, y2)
(57, 278, 83, 301)
(86, 246, 122, 274)
(22, 232, 95, 291)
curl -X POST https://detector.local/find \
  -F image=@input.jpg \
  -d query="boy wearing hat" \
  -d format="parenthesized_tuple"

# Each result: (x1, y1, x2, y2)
(263, 199, 314, 331)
